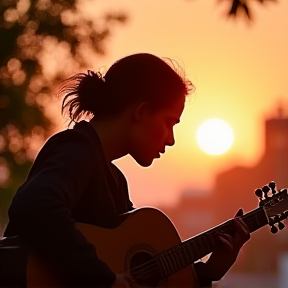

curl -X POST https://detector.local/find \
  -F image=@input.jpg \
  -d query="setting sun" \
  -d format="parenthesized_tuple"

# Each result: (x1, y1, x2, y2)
(196, 118, 234, 155)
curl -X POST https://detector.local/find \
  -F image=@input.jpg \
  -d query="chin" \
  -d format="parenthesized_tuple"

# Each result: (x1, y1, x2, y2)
(135, 157, 154, 168)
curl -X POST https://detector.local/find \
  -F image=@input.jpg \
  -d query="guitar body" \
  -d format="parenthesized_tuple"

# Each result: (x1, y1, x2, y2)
(26, 208, 199, 288)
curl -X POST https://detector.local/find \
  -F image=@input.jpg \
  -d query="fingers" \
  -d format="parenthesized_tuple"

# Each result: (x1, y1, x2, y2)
(216, 219, 250, 252)
(233, 218, 251, 246)
(217, 232, 234, 250)
(213, 208, 250, 256)
(234, 208, 244, 217)
(233, 208, 250, 243)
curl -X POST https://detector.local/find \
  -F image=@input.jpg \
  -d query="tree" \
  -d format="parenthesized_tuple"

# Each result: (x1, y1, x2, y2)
(0, 0, 127, 228)
(221, 0, 277, 20)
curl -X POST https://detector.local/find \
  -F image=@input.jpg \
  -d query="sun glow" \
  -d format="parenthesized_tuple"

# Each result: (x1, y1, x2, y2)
(196, 118, 234, 155)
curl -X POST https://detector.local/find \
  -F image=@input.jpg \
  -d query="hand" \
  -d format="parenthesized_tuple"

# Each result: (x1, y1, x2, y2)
(204, 208, 250, 281)
(112, 273, 138, 288)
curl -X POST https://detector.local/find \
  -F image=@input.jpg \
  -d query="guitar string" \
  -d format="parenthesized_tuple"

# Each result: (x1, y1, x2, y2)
(130, 246, 195, 281)
(129, 262, 159, 282)
(128, 228, 217, 281)
(135, 204, 288, 281)
(128, 208, 265, 282)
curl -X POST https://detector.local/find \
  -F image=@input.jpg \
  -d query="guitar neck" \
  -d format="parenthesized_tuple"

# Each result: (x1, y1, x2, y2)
(157, 207, 268, 278)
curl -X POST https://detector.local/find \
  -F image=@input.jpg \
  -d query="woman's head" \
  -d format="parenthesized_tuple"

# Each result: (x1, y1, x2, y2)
(59, 53, 193, 122)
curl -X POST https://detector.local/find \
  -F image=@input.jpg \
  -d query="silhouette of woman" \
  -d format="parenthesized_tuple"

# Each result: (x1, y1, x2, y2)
(4, 53, 250, 288)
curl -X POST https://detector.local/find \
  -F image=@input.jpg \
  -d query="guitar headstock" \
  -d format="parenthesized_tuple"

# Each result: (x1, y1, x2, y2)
(255, 181, 288, 234)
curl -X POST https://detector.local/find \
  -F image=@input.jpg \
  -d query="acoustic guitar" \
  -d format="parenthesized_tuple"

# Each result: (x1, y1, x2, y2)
(25, 181, 288, 287)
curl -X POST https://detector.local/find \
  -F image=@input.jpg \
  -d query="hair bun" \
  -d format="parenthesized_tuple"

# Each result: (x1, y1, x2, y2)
(78, 70, 106, 111)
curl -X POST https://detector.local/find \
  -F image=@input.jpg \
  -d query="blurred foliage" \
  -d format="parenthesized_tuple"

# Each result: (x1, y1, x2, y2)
(0, 0, 127, 224)
(218, 0, 277, 20)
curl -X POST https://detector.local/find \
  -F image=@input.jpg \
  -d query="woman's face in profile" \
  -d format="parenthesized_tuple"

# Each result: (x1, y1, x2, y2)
(129, 94, 185, 167)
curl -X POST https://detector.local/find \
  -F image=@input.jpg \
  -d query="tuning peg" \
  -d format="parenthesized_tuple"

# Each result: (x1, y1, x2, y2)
(269, 181, 276, 194)
(274, 214, 280, 221)
(280, 188, 288, 196)
(262, 185, 270, 198)
(270, 224, 278, 234)
(278, 222, 285, 230)
(255, 188, 263, 198)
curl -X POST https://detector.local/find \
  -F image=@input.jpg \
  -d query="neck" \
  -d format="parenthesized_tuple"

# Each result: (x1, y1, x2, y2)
(89, 117, 130, 162)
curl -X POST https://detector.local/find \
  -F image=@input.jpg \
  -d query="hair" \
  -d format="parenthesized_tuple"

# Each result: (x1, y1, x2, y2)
(58, 53, 194, 123)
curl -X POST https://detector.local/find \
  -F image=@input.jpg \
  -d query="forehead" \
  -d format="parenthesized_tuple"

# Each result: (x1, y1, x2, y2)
(160, 95, 185, 118)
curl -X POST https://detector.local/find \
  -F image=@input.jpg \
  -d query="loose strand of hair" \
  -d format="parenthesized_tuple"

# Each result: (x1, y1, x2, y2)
(57, 73, 93, 125)
(162, 57, 195, 95)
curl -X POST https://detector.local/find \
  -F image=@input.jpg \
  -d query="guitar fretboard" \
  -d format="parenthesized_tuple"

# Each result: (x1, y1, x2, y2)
(157, 206, 268, 279)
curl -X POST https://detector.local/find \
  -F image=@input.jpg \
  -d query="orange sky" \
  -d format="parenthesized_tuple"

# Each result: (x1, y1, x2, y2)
(50, 0, 288, 207)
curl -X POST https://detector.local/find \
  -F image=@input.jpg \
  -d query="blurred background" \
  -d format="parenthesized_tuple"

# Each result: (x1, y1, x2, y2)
(0, 0, 288, 287)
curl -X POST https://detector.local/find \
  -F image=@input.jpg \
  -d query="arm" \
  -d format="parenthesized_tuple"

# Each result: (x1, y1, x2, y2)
(7, 136, 116, 288)
(193, 209, 250, 288)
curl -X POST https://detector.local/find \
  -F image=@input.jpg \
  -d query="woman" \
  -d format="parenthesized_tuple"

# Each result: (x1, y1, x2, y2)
(4, 53, 250, 288)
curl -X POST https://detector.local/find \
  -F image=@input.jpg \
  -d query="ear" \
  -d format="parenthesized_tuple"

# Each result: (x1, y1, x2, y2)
(133, 102, 149, 122)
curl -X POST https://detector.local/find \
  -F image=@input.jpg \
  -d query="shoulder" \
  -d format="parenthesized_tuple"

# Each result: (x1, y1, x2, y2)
(35, 126, 103, 167)
(44, 130, 94, 153)
(49, 121, 102, 151)
(26, 127, 105, 181)
(45, 121, 101, 153)
(47, 128, 94, 147)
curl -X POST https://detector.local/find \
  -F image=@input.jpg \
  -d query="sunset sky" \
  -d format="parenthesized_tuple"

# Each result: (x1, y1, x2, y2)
(51, 0, 288, 207)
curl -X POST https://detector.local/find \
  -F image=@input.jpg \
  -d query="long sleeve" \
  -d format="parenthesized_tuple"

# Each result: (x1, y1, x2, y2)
(5, 135, 116, 288)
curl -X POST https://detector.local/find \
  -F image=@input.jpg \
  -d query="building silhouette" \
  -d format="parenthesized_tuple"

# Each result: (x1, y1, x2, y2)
(213, 106, 288, 224)
(158, 105, 288, 286)
(212, 105, 288, 276)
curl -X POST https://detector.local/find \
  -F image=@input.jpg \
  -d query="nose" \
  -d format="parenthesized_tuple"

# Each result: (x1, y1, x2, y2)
(166, 131, 175, 147)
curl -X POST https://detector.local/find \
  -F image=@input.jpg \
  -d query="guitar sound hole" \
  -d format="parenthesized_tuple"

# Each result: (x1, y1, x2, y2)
(129, 252, 160, 287)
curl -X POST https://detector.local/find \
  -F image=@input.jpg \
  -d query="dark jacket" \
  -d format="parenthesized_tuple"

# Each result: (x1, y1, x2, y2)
(4, 120, 211, 288)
